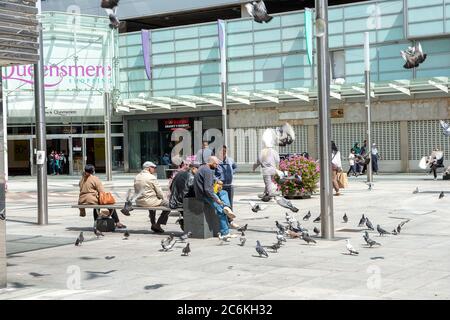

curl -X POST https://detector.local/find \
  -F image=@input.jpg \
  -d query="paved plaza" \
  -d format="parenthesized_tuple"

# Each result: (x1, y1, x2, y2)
(1, 172, 450, 300)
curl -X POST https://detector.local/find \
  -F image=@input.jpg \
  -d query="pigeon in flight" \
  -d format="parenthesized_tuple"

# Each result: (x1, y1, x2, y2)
(343, 213, 348, 223)
(358, 214, 366, 227)
(396, 224, 402, 234)
(237, 224, 248, 232)
(313, 215, 321, 223)
(400, 41, 427, 69)
(313, 227, 320, 236)
(303, 211, 311, 221)
(249, 201, 267, 213)
(75, 232, 84, 246)
(181, 243, 191, 256)
(100, 0, 120, 29)
(439, 120, 450, 137)
(412, 187, 419, 194)
(399, 219, 410, 228)
(275, 196, 299, 213)
(255, 240, 269, 257)
(365, 218, 374, 231)
(346, 239, 359, 255)
(377, 224, 390, 236)
(239, 231, 246, 246)
(301, 232, 317, 244)
(439, 191, 445, 199)
(245, 1, 273, 24)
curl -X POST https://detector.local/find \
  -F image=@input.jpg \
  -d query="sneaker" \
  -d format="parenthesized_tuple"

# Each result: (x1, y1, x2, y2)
(223, 207, 236, 219)
(230, 222, 240, 229)
(151, 225, 165, 233)
(222, 232, 237, 238)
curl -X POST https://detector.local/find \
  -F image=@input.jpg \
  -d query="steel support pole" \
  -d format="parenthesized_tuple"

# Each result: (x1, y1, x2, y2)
(221, 82, 228, 148)
(104, 92, 112, 181)
(34, 21, 48, 225)
(0, 75, 7, 288)
(364, 32, 373, 188)
(316, 0, 334, 239)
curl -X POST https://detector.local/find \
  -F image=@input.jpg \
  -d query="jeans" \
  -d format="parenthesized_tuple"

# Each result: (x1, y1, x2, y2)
(222, 185, 234, 209)
(204, 196, 229, 236)
(347, 165, 356, 176)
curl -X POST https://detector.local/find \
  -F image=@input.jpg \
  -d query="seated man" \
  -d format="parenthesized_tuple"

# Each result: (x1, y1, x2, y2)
(214, 180, 239, 229)
(134, 161, 171, 233)
(194, 156, 236, 237)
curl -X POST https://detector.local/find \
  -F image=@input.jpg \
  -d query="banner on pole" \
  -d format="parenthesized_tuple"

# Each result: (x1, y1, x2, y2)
(217, 19, 227, 83)
(141, 29, 152, 80)
(304, 8, 313, 66)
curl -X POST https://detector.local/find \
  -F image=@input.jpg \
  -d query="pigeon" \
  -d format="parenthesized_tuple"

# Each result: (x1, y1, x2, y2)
(239, 231, 246, 246)
(391, 228, 399, 235)
(285, 212, 295, 223)
(105, 256, 115, 260)
(276, 233, 286, 243)
(366, 238, 381, 248)
(275, 196, 299, 213)
(278, 173, 303, 185)
(412, 187, 419, 194)
(162, 234, 174, 247)
(346, 239, 359, 255)
(313, 227, 320, 236)
(120, 189, 137, 216)
(399, 219, 410, 228)
(439, 120, 450, 137)
(94, 228, 104, 238)
(301, 232, 317, 244)
(266, 242, 281, 253)
(363, 231, 369, 242)
(313, 215, 321, 223)
(439, 191, 444, 199)
(181, 243, 191, 256)
(295, 221, 308, 233)
(275, 221, 285, 233)
(101, 0, 120, 29)
(358, 214, 366, 227)
(365, 218, 374, 231)
(400, 42, 426, 69)
(303, 211, 311, 221)
(0, 208, 5, 221)
(75, 232, 84, 246)
(179, 231, 192, 242)
(123, 230, 130, 240)
(237, 224, 248, 232)
(245, 1, 273, 24)
(161, 236, 177, 251)
(343, 213, 348, 223)
(377, 224, 390, 236)
(255, 240, 269, 257)
(249, 201, 267, 213)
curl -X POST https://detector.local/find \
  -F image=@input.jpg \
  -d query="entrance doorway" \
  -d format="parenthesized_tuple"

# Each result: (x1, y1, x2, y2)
(46, 139, 69, 175)
(86, 137, 105, 173)
(7, 140, 30, 175)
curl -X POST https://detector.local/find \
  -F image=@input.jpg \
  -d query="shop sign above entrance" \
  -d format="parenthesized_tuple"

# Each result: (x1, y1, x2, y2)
(160, 118, 192, 131)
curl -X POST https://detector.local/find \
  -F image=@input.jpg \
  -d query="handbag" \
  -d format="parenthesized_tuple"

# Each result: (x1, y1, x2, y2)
(95, 217, 116, 232)
(337, 172, 348, 188)
(99, 192, 116, 205)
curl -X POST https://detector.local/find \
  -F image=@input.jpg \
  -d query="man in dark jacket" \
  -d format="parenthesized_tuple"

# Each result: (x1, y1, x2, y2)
(194, 156, 235, 237)
(215, 146, 237, 208)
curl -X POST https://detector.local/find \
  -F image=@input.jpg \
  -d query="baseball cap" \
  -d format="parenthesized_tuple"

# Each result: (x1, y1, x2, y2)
(142, 161, 157, 169)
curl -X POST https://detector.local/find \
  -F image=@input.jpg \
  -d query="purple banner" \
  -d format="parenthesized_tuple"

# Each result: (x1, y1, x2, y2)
(141, 29, 152, 80)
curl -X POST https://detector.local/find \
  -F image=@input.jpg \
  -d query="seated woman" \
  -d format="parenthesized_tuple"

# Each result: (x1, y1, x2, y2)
(214, 180, 239, 229)
(78, 164, 126, 229)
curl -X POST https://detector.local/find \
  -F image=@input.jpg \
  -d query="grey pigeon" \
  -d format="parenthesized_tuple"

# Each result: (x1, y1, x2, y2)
(255, 240, 269, 257)
(439, 120, 450, 137)
(275, 196, 299, 213)
(343, 213, 348, 223)
(363, 231, 370, 242)
(400, 42, 426, 69)
(94, 228, 104, 238)
(162, 234, 174, 247)
(303, 211, 311, 221)
(276, 232, 286, 243)
(266, 242, 281, 253)
(181, 243, 191, 256)
(105, 256, 115, 260)
(249, 201, 267, 213)
(237, 224, 248, 232)
(439, 191, 444, 199)
(358, 214, 366, 227)
(377, 224, 390, 236)
(101, 0, 120, 29)
(413, 187, 419, 194)
(392, 228, 398, 235)
(313, 215, 320, 223)
(239, 231, 246, 246)
(123, 230, 130, 240)
(396, 224, 402, 234)
(363, 233, 381, 247)
(365, 218, 374, 231)
(313, 227, 320, 236)
(301, 232, 317, 244)
(346, 239, 359, 255)
(399, 219, 410, 228)
(179, 231, 192, 242)
(75, 232, 84, 246)
(275, 221, 285, 233)
(279, 174, 302, 185)
(161, 238, 178, 251)
(245, 1, 273, 24)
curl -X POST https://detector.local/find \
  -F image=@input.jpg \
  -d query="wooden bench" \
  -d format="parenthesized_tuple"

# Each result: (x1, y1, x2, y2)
(71, 204, 182, 217)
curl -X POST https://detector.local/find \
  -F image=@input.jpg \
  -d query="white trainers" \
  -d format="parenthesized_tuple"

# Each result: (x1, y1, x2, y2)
(223, 207, 236, 219)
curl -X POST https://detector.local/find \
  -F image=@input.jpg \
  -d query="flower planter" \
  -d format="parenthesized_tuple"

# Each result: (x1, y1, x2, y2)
(283, 191, 312, 199)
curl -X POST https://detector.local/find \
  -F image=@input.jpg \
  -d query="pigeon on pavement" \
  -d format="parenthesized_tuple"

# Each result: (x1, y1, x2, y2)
(255, 240, 269, 257)
(439, 191, 445, 199)
(266, 242, 281, 253)
(287, 229, 301, 238)
(162, 234, 174, 247)
(413, 187, 419, 194)
(249, 200, 267, 213)
(179, 231, 192, 242)
(301, 232, 317, 244)
(275, 196, 299, 213)
(363, 233, 381, 247)
(276, 232, 287, 243)
(358, 214, 366, 227)
(377, 224, 390, 236)
(161, 239, 178, 251)
(313, 227, 320, 236)
(237, 224, 248, 232)
(245, 1, 273, 24)
(303, 211, 311, 221)
(123, 230, 130, 240)
(346, 239, 359, 255)
(275, 221, 285, 233)
(365, 218, 374, 231)
(313, 215, 321, 223)
(239, 231, 246, 246)
(75, 232, 84, 246)
(181, 243, 191, 256)
(343, 213, 348, 223)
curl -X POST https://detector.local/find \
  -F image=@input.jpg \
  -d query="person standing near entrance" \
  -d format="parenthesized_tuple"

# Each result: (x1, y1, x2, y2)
(215, 146, 237, 209)
(54, 152, 61, 175)
(134, 161, 171, 233)
(48, 151, 55, 175)
(195, 141, 213, 165)
(59, 152, 66, 174)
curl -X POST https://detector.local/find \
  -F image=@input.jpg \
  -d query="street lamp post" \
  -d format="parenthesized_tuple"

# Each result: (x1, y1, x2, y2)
(316, 0, 334, 239)
(364, 32, 374, 188)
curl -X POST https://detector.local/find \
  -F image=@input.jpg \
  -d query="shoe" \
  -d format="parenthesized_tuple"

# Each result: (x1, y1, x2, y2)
(334, 192, 341, 196)
(222, 232, 237, 238)
(230, 222, 240, 229)
(151, 224, 165, 233)
(116, 223, 127, 229)
(223, 207, 236, 219)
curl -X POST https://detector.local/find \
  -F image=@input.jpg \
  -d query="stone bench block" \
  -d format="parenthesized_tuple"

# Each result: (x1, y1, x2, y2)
(183, 198, 220, 239)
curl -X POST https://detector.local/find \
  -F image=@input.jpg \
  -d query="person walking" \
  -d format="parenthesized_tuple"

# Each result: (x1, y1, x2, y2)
(215, 146, 237, 209)
(195, 140, 213, 165)
(134, 161, 171, 233)
(371, 143, 380, 174)
(347, 148, 357, 177)
(331, 141, 342, 196)
(253, 145, 280, 200)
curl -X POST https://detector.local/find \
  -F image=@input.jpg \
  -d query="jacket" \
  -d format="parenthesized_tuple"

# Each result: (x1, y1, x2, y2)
(134, 170, 165, 207)
(169, 170, 195, 209)
(194, 164, 218, 201)
(78, 174, 104, 205)
(215, 157, 237, 185)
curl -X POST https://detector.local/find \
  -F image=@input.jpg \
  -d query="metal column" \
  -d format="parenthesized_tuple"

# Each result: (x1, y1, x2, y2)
(104, 93, 112, 181)
(0, 75, 7, 288)
(34, 18, 48, 225)
(221, 82, 228, 147)
(364, 32, 374, 188)
(316, 0, 334, 239)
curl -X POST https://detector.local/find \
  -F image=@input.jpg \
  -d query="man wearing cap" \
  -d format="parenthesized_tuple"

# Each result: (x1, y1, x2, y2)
(134, 161, 171, 233)
(194, 156, 235, 237)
